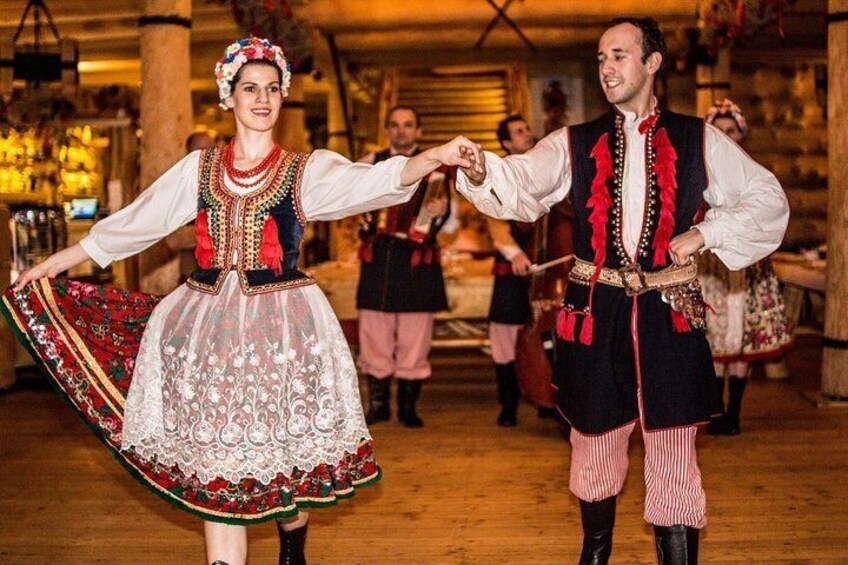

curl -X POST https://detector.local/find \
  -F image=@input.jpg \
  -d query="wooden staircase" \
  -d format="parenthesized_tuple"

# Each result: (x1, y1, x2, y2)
(391, 67, 527, 155)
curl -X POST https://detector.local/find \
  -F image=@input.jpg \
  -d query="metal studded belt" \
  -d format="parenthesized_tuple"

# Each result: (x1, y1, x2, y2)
(568, 258, 699, 297)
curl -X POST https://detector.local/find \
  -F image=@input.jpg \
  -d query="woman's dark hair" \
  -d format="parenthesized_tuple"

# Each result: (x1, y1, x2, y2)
(230, 60, 284, 93)
(608, 17, 666, 66)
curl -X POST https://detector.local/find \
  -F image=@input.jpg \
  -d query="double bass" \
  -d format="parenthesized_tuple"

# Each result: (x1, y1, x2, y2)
(514, 199, 575, 414)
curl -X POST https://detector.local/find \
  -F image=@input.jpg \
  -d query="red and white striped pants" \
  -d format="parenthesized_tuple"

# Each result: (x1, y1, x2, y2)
(569, 422, 707, 528)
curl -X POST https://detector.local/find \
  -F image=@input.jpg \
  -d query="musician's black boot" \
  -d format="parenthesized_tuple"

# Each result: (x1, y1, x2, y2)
(706, 377, 727, 435)
(397, 379, 424, 428)
(495, 362, 519, 427)
(578, 496, 616, 565)
(653, 524, 699, 565)
(725, 377, 747, 436)
(365, 374, 391, 425)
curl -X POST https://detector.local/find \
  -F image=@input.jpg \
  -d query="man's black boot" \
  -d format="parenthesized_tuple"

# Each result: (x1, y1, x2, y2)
(365, 374, 391, 425)
(578, 496, 616, 565)
(653, 524, 699, 565)
(397, 379, 424, 428)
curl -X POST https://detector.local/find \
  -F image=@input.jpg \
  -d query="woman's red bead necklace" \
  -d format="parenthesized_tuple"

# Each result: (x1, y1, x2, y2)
(223, 142, 282, 188)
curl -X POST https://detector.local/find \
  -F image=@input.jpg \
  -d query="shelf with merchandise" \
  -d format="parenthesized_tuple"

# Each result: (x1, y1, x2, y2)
(0, 124, 106, 206)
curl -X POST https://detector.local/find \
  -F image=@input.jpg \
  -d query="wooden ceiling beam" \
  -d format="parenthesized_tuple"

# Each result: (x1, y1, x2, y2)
(306, 0, 698, 32)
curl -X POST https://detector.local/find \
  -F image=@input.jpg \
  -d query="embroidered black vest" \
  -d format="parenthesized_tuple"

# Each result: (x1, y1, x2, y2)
(567, 109, 707, 273)
(187, 146, 313, 295)
(355, 148, 450, 312)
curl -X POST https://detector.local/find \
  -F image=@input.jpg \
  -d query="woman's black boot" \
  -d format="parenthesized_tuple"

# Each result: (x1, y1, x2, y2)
(277, 521, 308, 565)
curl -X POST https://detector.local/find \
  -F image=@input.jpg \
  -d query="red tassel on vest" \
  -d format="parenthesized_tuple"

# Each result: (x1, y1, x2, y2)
(557, 309, 578, 342)
(258, 215, 284, 275)
(194, 209, 215, 269)
(671, 309, 691, 333)
(579, 314, 595, 346)
(411, 248, 422, 267)
(580, 133, 615, 347)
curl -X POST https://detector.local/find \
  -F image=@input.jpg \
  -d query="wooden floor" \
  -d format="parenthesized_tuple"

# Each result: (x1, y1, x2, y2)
(1, 335, 846, 564)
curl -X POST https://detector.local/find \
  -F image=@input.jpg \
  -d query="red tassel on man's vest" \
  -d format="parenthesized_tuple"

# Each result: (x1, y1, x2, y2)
(579, 314, 595, 346)
(258, 215, 284, 275)
(557, 308, 578, 342)
(579, 133, 615, 347)
(194, 209, 215, 269)
(671, 309, 692, 333)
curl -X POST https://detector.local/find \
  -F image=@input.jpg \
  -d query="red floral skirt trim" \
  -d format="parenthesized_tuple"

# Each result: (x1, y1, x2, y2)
(1, 278, 380, 524)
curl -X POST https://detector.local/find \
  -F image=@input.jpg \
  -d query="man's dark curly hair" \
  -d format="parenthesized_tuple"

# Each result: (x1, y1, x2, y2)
(608, 17, 666, 66)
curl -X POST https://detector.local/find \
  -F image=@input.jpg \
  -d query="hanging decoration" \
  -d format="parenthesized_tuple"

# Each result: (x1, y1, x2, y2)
(207, 0, 314, 73)
(702, 0, 796, 46)
(676, 0, 797, 73)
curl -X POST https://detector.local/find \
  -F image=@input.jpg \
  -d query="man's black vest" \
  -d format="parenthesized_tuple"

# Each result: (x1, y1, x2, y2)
(553, 108, 718, 433)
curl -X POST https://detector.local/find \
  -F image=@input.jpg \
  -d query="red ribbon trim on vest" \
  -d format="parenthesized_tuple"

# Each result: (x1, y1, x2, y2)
(194, 209, 215, 270)
(651, 127, 679, 268)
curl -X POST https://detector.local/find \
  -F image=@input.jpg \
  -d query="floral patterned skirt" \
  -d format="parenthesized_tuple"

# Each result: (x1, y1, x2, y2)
(1, 275, 380, 524)
(700, 255, 791, 364)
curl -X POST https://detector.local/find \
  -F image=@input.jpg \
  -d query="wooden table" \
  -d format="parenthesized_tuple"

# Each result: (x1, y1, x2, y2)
(771, 252, 826, 331)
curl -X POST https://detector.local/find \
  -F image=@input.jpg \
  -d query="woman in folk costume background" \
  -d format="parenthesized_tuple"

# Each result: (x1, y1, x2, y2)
(3, 38, 483, 565)
(701, 99, 792, 436)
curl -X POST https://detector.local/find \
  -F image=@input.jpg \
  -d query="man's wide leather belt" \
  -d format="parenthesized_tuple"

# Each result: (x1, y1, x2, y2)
(568, 258, 698, 297)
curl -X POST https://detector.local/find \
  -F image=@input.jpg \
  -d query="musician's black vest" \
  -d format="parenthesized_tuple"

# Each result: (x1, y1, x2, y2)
(489, 221, 533, 325)
(355, 149, 449, 313)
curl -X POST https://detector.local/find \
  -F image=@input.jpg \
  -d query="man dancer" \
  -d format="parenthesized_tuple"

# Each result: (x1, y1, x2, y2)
(456, 18, 788, 564)
(357, 105, 451, 428)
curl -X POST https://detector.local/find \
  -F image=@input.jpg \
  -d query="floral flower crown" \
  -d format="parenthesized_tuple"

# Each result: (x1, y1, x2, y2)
(215, 37, 292, 110)
(705, 98, 748, 138)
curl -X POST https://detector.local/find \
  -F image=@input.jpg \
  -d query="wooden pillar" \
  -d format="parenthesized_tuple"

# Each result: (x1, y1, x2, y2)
(821, 0, 848, 399)
(137, 0, 193, 295)
(0, 204, 15, 390)
(695, 47, 731, 117)
(274, 74, 307, 152)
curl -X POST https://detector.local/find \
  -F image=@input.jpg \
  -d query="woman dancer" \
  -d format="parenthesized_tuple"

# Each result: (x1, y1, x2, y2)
(4, 37, 482, 564)
(702, 99, 791, 435)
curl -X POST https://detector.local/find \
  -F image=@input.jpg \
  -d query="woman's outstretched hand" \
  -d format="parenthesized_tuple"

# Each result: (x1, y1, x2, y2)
(13, 243, 91, 291)
(432, 136, 485, 171)
(400, 136, 486, 187)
